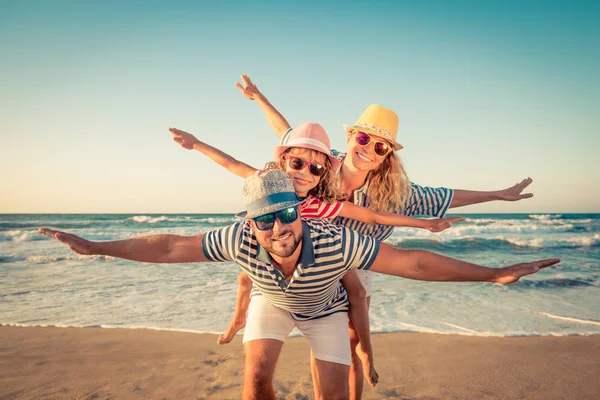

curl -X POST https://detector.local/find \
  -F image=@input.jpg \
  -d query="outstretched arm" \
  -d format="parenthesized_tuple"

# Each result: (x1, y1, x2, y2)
(38, 228, 208, 263)
(369, 243, 559, 284)
(450, 177, 533, 209)
(339, 201, 465, 233)
(235, 74, 291, 138)
(170, 128, 257, 179)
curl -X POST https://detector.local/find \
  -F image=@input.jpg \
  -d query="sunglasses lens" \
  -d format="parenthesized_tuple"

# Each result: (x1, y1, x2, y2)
(277, 207, 299, 224)
(289, 157, 305, 171)
(355, 133, 371, 146)
(374, 142, 390, 157)
(309, 164, 325, 177)
(254, 214, 275, 230)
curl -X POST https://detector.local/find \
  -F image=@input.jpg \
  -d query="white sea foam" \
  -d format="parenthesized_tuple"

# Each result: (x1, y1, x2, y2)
(129, 215, 170, 224)
(26, 254, 115, 262)
(529, 214, 563, 220)
(539, 312, 600, 326)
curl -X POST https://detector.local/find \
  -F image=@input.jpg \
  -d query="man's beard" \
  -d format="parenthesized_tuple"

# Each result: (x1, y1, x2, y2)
(263, 230, 302, 258)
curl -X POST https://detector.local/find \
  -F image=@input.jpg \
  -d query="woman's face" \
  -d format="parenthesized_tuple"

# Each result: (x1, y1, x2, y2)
(283, 148, 327, 197)
(346, 131, 392, 172)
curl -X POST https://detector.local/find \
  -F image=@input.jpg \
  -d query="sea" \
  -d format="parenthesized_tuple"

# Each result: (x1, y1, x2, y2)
(1, 213, 599, 337)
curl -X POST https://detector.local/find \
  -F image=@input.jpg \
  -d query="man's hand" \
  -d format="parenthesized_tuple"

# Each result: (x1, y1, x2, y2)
(235, 74, 263, 101)
(426, 216, 465, 233)
(170, 127, 200, 150)
(493, 258, 560, 284)
(38, 228, 97, 255)
(495, 177, 534, 201)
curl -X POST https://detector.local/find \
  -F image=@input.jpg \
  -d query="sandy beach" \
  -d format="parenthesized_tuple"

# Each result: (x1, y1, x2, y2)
(1, 326, 598, 399)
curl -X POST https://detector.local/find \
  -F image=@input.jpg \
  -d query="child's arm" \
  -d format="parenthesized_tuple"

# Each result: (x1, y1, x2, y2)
(342, 270, 379, 387)
(338, 201, 465, 232)
(235, 74, 291, 138)
(218, 272, 253, 345)
(170, 127, 258, 179)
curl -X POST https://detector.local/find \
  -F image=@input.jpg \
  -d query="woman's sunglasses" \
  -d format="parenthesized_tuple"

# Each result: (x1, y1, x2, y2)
(354, 131, 392, 157)
(253, 207, 300, 231)
(286, 156, 327, 177)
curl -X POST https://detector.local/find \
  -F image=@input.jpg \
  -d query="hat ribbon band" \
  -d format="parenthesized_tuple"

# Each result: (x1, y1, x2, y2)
(246, 191, 300, 216)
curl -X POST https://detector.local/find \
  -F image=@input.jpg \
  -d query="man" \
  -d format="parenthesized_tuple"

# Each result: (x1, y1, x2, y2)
(39, 170, 558, 400)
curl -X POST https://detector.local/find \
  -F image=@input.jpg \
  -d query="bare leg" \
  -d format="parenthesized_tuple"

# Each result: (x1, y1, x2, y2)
(310, 351, 323, 400)
(218, 272, 252, 344)
(242, 339, 283, 400)
(342, 271, 378, 388)
(314, 358, 350, 400)
(348, 296, 371, 400)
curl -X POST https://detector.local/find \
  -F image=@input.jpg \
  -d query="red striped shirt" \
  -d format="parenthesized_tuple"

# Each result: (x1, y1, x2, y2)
(300, 196, 343, 220)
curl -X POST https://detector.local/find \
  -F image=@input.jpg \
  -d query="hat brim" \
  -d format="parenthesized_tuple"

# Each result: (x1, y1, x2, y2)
(235, 198, 307, 219)
(343, 124, 403, 151)
(273, 144, 342, 171)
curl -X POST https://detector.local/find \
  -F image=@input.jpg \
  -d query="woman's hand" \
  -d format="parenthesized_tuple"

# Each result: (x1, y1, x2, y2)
(170, 127, 201, 150)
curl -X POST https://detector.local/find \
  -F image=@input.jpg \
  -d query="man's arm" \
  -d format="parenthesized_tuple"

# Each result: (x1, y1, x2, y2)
(235, 74, 291, 138)
(369, 242, 559, 284)
(38, 228, 209, 263)
(450, 177, 533, 208)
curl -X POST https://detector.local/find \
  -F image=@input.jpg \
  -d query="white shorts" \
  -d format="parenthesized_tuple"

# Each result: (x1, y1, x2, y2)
(243, 295, 351, 366)
(355, 269, 373, 296)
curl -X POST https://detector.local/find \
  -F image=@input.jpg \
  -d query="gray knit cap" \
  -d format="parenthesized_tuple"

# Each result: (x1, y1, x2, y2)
(236, 170, 305, 219)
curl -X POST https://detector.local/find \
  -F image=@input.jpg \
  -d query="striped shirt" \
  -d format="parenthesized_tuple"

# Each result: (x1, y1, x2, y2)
(300, 195, 343, 219)
(330, 149, 454, 241)
(202, 218, 380, 320)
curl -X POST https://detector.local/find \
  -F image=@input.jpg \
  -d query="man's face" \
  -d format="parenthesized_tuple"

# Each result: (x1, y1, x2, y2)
(249, 208, 303, 258)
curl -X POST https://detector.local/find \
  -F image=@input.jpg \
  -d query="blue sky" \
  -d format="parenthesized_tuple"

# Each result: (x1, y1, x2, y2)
(1, 0, 598, 213)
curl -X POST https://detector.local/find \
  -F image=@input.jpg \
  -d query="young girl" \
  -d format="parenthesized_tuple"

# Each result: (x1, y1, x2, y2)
(169, 123, 464, 388)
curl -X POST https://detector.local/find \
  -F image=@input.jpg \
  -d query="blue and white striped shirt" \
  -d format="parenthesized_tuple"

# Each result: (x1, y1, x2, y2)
(330, 149, 454, 241)
(202, 219, 380, 320)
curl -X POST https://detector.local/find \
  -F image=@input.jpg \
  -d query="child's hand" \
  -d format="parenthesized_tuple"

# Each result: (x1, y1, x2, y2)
(170, 127, 200, 150)
(235, 74, 263, 101)
(425, 216, 465, 233)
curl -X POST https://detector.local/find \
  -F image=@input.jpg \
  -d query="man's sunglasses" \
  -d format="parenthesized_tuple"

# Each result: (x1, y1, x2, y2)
(354, 131, 392, 157)
(253, 207, 300, 231)
(286, 156, 327, 177)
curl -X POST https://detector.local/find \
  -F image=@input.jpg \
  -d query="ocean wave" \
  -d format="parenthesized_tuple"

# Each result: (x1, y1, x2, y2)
(387, 234, 600, 250)
(529, 214, 563, 220)
(513, 278, 596, 289)
(128, 215, 171, 224)
(0, 230, 46, 243)
(26, 254, 116, 262)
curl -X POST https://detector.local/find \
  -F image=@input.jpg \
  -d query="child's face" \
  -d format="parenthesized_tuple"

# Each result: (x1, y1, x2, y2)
(284, 148, 327, 197)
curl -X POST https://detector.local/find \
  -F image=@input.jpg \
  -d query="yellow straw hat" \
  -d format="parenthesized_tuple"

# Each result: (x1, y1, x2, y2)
(343, 104, 403, 151)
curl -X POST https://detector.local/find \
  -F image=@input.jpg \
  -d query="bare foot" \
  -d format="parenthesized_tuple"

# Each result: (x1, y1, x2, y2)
(356, 342, 379, 387)
(217, 317, 246, 345)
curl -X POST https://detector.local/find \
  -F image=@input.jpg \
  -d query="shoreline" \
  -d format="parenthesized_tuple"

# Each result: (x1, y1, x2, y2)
(3, 322, 600, 338)
(1, 326, 599, 399)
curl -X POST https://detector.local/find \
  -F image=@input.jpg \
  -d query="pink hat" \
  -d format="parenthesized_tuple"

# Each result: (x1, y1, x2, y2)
(273, 122, 341, 171)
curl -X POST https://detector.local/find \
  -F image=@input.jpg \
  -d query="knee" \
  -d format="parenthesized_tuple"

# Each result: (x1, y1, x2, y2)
(238, 272, 252, 288)
(347, 284, 366, 304)
(348, 326, 360, 352)
(244, 358, 273, 388)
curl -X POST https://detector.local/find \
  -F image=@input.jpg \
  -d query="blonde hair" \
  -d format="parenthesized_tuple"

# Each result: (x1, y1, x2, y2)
(264, 147, 346, 204)
(364, 151, 411, 213)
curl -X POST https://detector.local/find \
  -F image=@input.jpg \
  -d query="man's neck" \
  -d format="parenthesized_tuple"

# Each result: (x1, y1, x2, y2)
(340, 156, 369, 196)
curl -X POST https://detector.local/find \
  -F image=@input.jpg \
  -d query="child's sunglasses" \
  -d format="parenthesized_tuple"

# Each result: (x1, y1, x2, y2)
(253, 207, 300, 231)
(354, 131, 392, 157)
(286, 156, 327, 177)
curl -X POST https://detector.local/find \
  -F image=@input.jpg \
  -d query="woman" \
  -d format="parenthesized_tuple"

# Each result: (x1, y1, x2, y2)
(234, 74, 534, 400)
